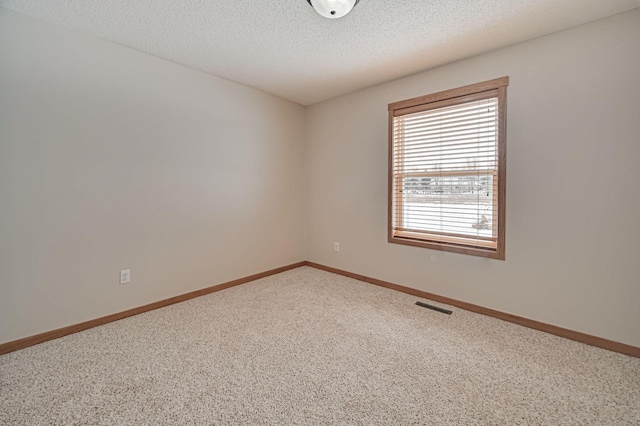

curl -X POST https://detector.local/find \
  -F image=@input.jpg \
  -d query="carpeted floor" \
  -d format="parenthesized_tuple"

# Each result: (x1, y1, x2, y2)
(1, 266, 639, 425)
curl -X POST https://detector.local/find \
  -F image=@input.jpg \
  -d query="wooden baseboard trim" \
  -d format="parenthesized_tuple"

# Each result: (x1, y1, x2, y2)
(3, 260, 637, 359)
(0, 262, 306, 356)
(304, 261, 640, 358)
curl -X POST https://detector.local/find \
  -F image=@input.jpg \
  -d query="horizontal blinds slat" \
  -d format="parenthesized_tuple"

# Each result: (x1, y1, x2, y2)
(399, 217, 495, 228)
(398, 151, 496, 163)
(398, 138, 496, 151)
(399, 165, 496, 172)
(400, 117, 496, 136)
(400, 112, 497, 129)
(395, 103, 497, 132)
(400, 217, 493, 228)
(399, 208, 493, 215)
(396, 210, 496, 220)
(396, 134, 496, 148)
(399, 204, 494, 210)
(397, 144, 496, 158)
(398, 169, 496, 178)
(397, 201, 497, 207)
(393, 230, 497, 249)
(396, 204, 497, 210)
(397, 183, 498, 190)
(396, 169, 496, 175)
(400, 125, 496, 140)
(399, 107, 497, 131)
(395, 194, 496, 200)
(398, 187, 495, 193)
(397, 156, 496, 167)
(397, 171, 496, 176)
(396, 227, 496, 242)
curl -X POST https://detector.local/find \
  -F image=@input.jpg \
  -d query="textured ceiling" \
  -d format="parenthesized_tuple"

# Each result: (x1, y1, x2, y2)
(1, 0, 639, 105)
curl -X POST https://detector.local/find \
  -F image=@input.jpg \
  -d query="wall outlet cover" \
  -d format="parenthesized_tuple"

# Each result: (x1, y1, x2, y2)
(120, 269, 131, 284)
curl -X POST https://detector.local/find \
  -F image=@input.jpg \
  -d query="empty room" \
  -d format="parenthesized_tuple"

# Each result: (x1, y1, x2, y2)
(1, 1, 639, 424)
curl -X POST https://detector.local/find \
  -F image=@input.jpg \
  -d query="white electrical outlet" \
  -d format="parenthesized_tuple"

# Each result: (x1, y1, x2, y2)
(120, 269, 131, 284)
(334, 242, 340, 252)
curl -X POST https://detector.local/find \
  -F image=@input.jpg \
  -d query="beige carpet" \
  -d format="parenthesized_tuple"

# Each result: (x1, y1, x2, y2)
(1, 266, 639, 425)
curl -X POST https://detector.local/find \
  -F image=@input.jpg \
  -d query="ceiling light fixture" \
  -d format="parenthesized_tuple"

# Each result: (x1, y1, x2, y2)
(306, 0, 360, 19)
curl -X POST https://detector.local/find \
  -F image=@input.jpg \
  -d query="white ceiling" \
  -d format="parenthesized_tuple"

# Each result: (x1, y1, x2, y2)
(1, 0, 639, 105)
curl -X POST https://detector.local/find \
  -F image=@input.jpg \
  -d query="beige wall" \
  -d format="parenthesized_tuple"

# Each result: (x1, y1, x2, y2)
(306, 10, 640, 347)
(0, 9, 306, 344)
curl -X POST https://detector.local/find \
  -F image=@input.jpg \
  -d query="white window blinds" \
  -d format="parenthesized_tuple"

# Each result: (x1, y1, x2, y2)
(388, 77, 507, 259)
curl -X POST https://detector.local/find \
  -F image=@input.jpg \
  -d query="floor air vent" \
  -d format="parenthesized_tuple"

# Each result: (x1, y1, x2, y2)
(415, 301, 452, 315)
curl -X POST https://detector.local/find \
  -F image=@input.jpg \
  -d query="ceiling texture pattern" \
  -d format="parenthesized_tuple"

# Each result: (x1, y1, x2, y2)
(1, 0, 639, 105)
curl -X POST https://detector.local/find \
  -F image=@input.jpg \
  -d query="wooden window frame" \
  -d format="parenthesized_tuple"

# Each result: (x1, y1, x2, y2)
(388, 77, 508, 260)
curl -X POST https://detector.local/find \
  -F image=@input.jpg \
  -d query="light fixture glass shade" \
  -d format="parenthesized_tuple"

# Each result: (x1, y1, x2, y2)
(307, 0, 359, 19)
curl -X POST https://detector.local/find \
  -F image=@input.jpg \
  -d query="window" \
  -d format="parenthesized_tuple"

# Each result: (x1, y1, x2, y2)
(388, 77, 508, 259)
